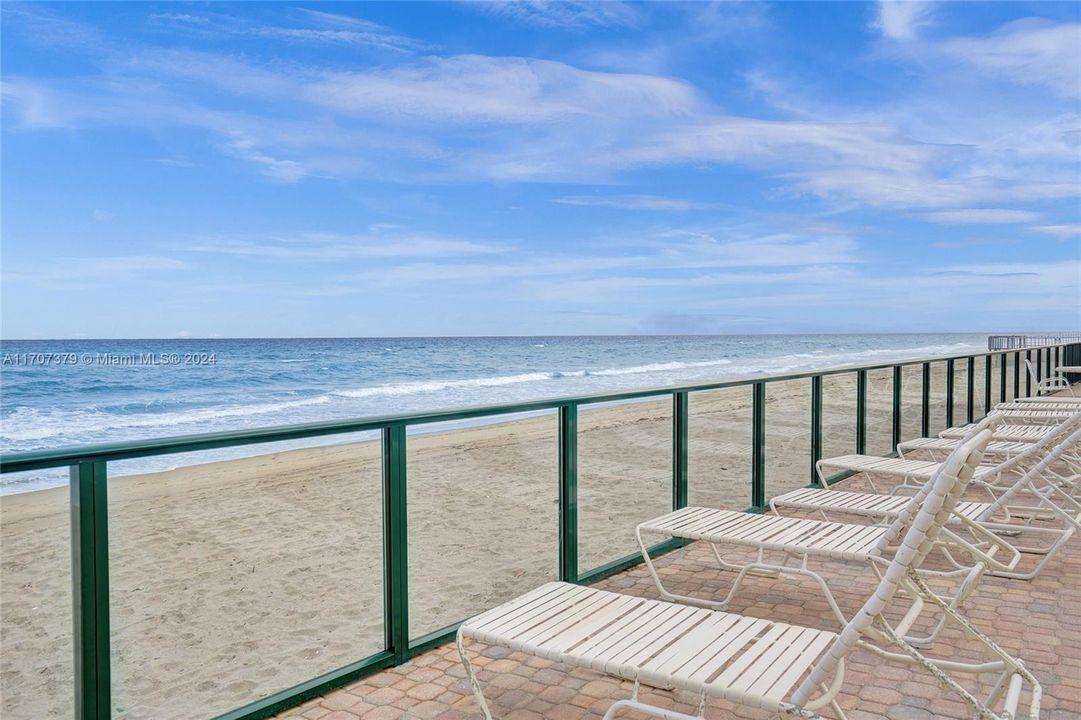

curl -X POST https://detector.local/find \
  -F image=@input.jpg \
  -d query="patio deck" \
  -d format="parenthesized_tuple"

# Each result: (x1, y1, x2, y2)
(273, 473, 1081, 720)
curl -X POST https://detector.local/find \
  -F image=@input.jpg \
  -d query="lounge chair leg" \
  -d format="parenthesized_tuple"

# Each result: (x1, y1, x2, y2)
(456, 632, 494, 720)
(637, 526, 727, 609)
(601, 698, 709, 720)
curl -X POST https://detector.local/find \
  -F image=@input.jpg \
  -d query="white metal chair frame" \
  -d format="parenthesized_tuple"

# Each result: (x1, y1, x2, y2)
(634, 435, 1017, 647)
(772, 424, 1081, 581)
(1024, 359, 1071, 397)
(457, 432, 1041, 720)
(817, 413, 1081, 495)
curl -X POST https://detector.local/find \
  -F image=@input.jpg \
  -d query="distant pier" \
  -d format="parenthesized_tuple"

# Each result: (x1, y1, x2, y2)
(988, 333, 1081, 351)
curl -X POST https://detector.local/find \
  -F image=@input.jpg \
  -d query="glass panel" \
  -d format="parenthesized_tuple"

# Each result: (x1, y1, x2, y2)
(578, 397, 672, 573)
(765, 379, 811, 496)
(821, 373, 856, 459)
(989, 354, 1003, 407)
(972, 357, 988, 418)
(688, 386, 752, 511)
(952, 360, 969, 425)
(109, 434, 385, 720)
(408, 412, 558, 637)
(866, 368, 895, 456)
(928, 361, 949, 435)
(1, 469, 73, 720)
(900, 365, 924, 442)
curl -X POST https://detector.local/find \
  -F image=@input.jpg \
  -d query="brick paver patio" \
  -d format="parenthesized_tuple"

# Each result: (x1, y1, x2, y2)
(274, 474, 1081, 720)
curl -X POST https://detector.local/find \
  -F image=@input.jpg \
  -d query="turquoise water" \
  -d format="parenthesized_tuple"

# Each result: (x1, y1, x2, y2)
(0, 334, 986, 492)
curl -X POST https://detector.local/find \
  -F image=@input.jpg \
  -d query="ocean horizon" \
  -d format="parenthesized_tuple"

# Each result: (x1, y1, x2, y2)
(1, 333, 991, 493)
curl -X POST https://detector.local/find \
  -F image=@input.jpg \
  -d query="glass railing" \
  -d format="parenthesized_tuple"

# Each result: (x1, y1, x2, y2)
(2, 342, 1077, 720)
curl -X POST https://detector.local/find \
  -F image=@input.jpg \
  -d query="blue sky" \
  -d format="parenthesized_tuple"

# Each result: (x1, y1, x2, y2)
(2, 1, 1079, 338)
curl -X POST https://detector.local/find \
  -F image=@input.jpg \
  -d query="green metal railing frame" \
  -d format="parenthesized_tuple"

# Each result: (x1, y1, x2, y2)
(1, 342, 1076, 720)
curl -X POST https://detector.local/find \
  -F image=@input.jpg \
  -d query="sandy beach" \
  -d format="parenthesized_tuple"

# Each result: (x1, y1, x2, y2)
(1, 366, 959, 719)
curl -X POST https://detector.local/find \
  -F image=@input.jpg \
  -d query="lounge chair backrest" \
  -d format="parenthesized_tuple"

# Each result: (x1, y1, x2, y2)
(791, 430, 991, 706)
(988, 424, 1081, 513)
(983, 412, 1081, 476)
(867, 419, 1002, 555)
(957, 413, 1002, 441)
(1024, 358, 1039, 388)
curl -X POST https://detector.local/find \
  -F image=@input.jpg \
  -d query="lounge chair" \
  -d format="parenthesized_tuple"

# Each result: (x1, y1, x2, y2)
(1024, 358, 1071, 397)
(771, 424, 1081, 580)
(940, 422, 1060, 441)
(456, 431, 1042, 720)
(985, 404, 1076, 421)
(632, 436, 1012, 646)
(816, 413, 1081, 493)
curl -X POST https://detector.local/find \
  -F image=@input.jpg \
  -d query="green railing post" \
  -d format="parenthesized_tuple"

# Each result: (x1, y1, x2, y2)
(983, 355, 992, 418)
(381, 426, 409, 665)
(1014, 352, 1021, 399)
(892, 366, 902, 449)
(672, 392, 689, 510)
(751, 382, 766, 508)
(999, 353, 1007, 403)
(558, 404, 578, 583)
(945, 359, 955, 429)
(1046, 346, 1052, 379)
(921, 363, 931, 437)
(855, 370, 867, 454)
(966, 356, 975, 424)
(70, 460, 110, 720)
(1025, 351, 1032, 396)
(810, 376, 823, 486)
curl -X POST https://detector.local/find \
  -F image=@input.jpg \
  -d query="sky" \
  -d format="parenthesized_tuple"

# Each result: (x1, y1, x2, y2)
(1, 1, 1079, 338)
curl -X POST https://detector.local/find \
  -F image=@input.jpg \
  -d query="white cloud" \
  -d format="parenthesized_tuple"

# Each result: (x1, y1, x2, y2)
(940, 19, 1081, 99)
(4, 13, 1079, 211)
(553, 195, 716, 211)
(872, 1, 933, 41)
(303, 55, 702, 124)
(4, 255, 187, 288)
(922, 209, 1042, 224)
(1027, 224, 1081, 238)
(467, 1, 639, 29)
(184, 230, 511, 260)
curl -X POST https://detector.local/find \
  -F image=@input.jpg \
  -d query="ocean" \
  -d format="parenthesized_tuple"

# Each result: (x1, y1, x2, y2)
(0, 334, 987, 493)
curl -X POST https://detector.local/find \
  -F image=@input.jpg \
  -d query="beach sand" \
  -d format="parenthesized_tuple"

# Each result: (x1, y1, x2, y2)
(1, 365, 961, 719)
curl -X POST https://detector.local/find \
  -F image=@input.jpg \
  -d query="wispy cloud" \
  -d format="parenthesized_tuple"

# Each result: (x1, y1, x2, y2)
(871, 1, 934, 42)
(553, 195, 717, 211)
(146, 6, 426, 52)
(4, 256, 187, 288)
(1027, 224, 1081, 238)
(922, 208, 1042, 224)
(6, 6, 1078, 211)
(467, 1, 639, 29)
(940, 19, 1081, 99)
(183, 230, 511, 260)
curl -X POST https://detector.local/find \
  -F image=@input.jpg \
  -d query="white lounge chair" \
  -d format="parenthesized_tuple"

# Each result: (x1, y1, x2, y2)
(772, 424, 1081, 581)
(940, 422, 1059, 441)
(633, 436, 1013, 646)
(984, 407, 1078, 425)
(456, 431, 1042, 720)
(1013, 395, 1081, 403)
(816, 413, 1081, 493)
(1024, 358, 1071, 397)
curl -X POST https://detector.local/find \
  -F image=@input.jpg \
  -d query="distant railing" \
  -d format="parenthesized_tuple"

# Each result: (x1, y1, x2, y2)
(1, 341, 1079, 720)
(988, 333, 1081, 351)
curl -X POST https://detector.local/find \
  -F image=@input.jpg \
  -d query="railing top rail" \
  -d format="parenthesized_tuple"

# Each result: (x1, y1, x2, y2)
(1, 342, 1071, 474)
